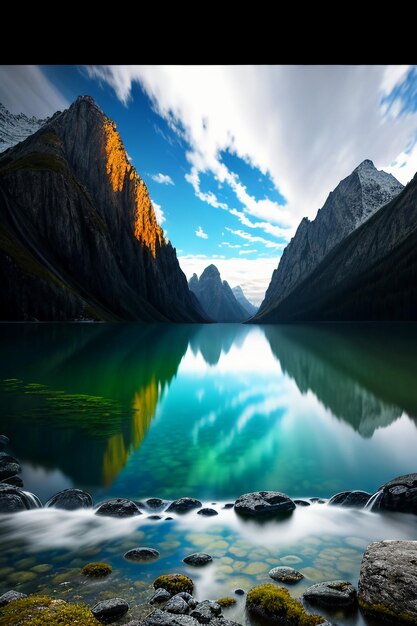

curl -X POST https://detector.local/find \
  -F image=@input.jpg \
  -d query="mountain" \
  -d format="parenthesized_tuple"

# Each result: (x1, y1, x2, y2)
(255, 160, 403, 321)
(256, 171, 417, 321)
(189, 264, 249, 322)
(232, 285, 258, 317)
(0, 103, 48, 152)
(0, 96, 206, 321)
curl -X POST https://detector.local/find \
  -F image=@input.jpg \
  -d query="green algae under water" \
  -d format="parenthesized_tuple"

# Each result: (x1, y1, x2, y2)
(1, 322, 417, 625)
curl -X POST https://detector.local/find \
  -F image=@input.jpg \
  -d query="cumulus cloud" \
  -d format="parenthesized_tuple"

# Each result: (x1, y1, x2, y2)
(151, 200, 165, 225)
(0, 65, 69, 118)
(86, 64, 417, 246)
(151, 172, 174, 185)
(195, 226, 208, 239)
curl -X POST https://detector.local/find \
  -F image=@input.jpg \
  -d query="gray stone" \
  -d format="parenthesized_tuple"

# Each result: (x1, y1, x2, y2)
(190, 600, 221, 623)
(167, 498, 202, 514)
(210, 620, 242, 626)
(358, 540, 417, 624)
(328, 490, 371, 508)
(176, 593, 198, 609)
(303, 580, 357, 607)
(95, 498, 141, 518)
(125, 547, 160, 562)
(165, 595, 190, 614)
(0, 484, 41, 513)
(375, 473, 417, 514)
(92, 597, 129, 622)
(197, 508, 218, 517)
(46, 488, 92, 510)
(142, 609, 200, 626)
(183, 553, 213, 566)
(0, 435, 9, 449)
(0, 453, 21, 481)
(294, 499, 310, 507)
(269, 566, 304, 583)
(234, 589, 245, 596)
(0, 590, 27, 606)
(223, 503, 234, 509)
(151, 589, 172, 604)
(234, 491, 295, 517)
(146, 498, 165, 509)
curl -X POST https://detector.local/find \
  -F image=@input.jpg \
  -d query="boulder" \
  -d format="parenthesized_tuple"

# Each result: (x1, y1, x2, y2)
(197, 508, 218, 517)
(190, 600, 222, 623)
(303, 580, 357, 607)
(234, 589, 245, 596)
(95, 498, 141, 518)
(0, 484, 41, 513)
(151, 589, 172, 604)
(147, 498, 165, 509)
(142, 609, 200, 626)
(374, 473, 417, 514)
(124, 547, 160, 562)
(328, 490, 371, 507)
(165, 595, 190, 615)
(148, 514, 162, 520)
(46, 488, 92, 510)
(0, 590, 27, 606)
(91, 597, 129, 622)
(247, 584, 324, 625)
(167, 498, 202, 513)
(153, 574, 194, 595)
(268, 566, 303, 583)
(358, 540, 417, 624)
(183, 553, 213, 566)
(234, 491, 295, 517)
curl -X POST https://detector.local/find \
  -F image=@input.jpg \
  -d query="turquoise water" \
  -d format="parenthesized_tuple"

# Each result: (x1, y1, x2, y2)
(1, 322, 417, 625)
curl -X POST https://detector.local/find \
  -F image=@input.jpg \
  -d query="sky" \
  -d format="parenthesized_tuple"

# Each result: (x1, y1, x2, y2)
(1, 64, 417, 304)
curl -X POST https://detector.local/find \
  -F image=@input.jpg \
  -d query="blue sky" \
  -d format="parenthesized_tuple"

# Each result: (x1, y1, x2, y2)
(1, 65, 417, 303)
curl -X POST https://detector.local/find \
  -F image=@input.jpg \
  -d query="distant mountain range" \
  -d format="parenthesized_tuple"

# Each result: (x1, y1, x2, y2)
(0, 103, 48, 153)
(0, 97, 206, 321)
(254, 160, 417, 322)
(189, 265, 255, 322)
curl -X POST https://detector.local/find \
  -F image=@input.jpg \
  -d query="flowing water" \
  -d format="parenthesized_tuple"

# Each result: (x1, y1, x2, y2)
(1, 322, 417, 625)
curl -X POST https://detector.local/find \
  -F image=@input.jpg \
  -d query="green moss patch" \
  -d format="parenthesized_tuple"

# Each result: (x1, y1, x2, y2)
(81, 562, 112, 578)
(153, 574, 193, 595)
(0, 594, 100, 625)
(0, 152, 66, 175)
(246, 584, 324, 625)
(217, 597, 237, 607)
(359, 597, 417, 625)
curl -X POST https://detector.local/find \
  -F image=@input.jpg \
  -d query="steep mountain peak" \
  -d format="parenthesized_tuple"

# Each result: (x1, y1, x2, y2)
(189, 265, 248, 322)
(201, 264, 221, 279)
(355, 158, 375, 171)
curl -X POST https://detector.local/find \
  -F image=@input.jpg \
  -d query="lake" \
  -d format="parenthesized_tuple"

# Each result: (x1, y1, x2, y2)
(1, 322, 417, 625)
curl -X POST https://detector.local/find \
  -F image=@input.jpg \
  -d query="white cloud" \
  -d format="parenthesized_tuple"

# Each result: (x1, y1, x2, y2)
(151, 200, 165, 224)
(86, 64, 417, 240)
(195, 225, 208, 239)
(0, 65, 69, 118)
(239, 249, 257, 255)
(220, 241, 241, 249)
(151, 172, 174, 185)
(225, 227, 285, 250)
(179, 255, 280, 305)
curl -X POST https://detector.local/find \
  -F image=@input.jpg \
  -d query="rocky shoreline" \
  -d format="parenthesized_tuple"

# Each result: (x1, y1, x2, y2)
(1, 437, 417, 625)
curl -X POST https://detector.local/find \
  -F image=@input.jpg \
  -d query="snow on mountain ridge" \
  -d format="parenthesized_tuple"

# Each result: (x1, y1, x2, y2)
(0, 103, 48, 153)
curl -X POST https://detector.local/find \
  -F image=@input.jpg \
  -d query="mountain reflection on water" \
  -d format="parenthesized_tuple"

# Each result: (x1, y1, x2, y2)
(0, 323, 417, 502)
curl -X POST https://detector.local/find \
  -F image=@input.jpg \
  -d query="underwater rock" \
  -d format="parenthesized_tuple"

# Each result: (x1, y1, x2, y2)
(304, 580, 357, 607)
(328, 491, 371, 508)
(0, 484, 41, 513)
(234, 491, 295, 517)
(95, 498, 141, 518)
(183, 553, 213, 566)
(46, 488, 93, 510)
(268, 566, 304, 583)
(167, 498, 202, 513)
(0, 590, 27, 606)
(91, 597, 129, 622)
(124, 547, 160, 562)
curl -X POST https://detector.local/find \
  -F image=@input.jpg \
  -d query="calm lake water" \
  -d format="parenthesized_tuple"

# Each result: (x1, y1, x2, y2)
(1, 322, 417, 625)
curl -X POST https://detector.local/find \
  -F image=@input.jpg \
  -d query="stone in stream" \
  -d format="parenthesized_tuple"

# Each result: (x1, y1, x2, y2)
(372, 473, 417, 514)
(294, 499, 310, 507)
(148, 514, 162, 520)
(166, 498, 202, 514)
(0, 435, 9, 449)
(0, 484, 41, 513)
(91, 597, 129, 622)
(0, 452, 21, 481)
(328, 490, 371, 508)
(183, 553, 213, 566)
(95, 498, 141, 518)
(197, 508, 218, 517)
(46, 488, 93, 510)
(303, 580, 357, 607)
(358, 540, 417, 624)
(124, 547, 160, 562)
(234, 491, 295, 517)
(151, 588, 172, 604)
(0, 590, 27, 606)
(309, 498, 326, 504)
(269, 566, 304, 583)
(223, 503, 234, 509)
(234, 589, 245, 596)
(165, 595, 190, 615)
(190, 600, 222, 623)
(146, 498, 166, 509)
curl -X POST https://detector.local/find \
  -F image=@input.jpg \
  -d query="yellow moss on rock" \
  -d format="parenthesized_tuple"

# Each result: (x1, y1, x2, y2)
(153, 573, 193, 594)
(217, 597, 237, 607)
(246, 584, 325, 625)
(81, 562, 112, 578)
(0, 595, 100, 626)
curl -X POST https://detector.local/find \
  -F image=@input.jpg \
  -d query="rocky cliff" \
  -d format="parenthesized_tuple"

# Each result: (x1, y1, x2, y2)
(0, 103, 48, 153)
(232, 285, 258, 317)
(255, 160, 403, 321)
(189, 265, 248, 322)
(0, 96, 206, 321)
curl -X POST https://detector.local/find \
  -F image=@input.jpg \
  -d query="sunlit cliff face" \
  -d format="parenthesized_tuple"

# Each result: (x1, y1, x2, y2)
(103, 120, 164, 258)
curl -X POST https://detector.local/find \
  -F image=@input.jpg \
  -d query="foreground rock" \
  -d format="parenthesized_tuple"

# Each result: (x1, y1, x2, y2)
(165, 596, 190, 615)
(358, 540, 417, 624)
(191, 600, 222, 623)
(0, 590, 27, 606)
(303, 580, 357, 607)
(0, 484, 41, 513)
(124, 547, 160, 561)
(234, 491, 295, 517)
(183, 553, 213, 566)
(46, 488, 93, 510)
(92, 597, 129, 622)
(151, 588, 172, 604)
(246, 584, 325, 625)
(269, 566, 303, 583)
(167, 498, 202, 514)
(328, 490, 371, 508)
(373, 473, 417, 514)
(95, 498, 141, 518)
(1, 474, 23, 487)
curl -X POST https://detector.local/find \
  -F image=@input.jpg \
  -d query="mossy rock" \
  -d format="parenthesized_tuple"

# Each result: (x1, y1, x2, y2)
(152, 574, 193, 595)
(217, 597, 237, 607)
(0, 594, 100, 625)
(81, 562, 112, 578)
(246, 584, 325, 625)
